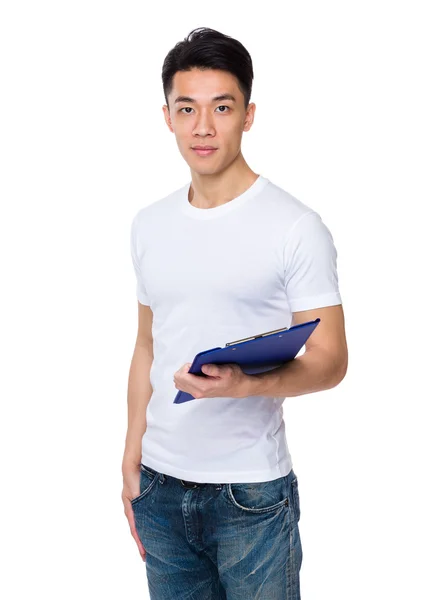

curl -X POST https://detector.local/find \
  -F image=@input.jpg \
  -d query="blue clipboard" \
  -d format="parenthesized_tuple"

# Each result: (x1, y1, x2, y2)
(173, 318, 320, 404)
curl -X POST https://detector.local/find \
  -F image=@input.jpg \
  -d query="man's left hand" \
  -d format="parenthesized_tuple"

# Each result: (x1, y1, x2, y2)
(173, 362, 252, 399)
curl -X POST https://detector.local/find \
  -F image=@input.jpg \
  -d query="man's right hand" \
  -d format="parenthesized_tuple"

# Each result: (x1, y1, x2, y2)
(122, 462, 147, 562)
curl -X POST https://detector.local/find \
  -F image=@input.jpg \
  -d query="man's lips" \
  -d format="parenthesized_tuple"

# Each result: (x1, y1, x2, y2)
(192, 147, 218, 156)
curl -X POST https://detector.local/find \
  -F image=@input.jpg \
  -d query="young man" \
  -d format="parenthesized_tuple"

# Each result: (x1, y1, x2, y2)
(122, 27, 348, 600)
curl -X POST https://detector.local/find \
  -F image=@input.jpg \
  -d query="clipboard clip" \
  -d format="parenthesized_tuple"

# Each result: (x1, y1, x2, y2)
(225, 326, 288, 347)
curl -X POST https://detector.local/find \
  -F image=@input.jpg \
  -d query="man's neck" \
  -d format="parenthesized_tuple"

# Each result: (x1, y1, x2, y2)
(188, 168, 259, 209)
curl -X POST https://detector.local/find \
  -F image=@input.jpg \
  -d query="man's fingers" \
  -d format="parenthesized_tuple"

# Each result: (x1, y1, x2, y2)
(124, 499, 147, 562)
(130, 527, 146, 561)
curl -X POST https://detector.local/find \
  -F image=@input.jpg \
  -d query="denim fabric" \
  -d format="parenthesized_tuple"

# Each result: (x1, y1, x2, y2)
(131, 463, 303, 599)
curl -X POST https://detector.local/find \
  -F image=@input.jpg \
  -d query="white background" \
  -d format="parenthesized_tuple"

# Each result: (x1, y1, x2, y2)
(1, 1, 424, 598)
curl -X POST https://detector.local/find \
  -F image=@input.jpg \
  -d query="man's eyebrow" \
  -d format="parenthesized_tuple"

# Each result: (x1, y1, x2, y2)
(174, 93, 237, 104)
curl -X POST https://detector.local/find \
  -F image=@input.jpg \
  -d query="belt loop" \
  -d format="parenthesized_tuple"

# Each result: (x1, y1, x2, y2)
(180, 479, 199, 488)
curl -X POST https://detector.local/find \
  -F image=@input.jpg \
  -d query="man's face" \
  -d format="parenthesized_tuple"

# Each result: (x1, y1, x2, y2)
(163, 68, 255, 175)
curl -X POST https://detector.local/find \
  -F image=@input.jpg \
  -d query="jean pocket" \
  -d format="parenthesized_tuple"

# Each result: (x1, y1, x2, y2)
(130, 466, 159, 506)
(291, 476, 301, 522)
(140, 463, 157, 479)
(225, 476, 290, 514)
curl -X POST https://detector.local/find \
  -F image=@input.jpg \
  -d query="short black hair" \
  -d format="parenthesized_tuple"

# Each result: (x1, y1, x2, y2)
(162, 27, 254, 111)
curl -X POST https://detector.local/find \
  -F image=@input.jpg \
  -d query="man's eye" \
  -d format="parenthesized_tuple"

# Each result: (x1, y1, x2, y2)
(179, 106, 230, 114)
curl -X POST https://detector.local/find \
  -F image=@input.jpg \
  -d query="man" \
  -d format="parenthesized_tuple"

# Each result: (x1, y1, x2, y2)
(122, 26, 348, 600)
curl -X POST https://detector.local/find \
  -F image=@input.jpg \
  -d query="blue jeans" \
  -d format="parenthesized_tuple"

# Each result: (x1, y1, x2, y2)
(131, 463, 303, 599)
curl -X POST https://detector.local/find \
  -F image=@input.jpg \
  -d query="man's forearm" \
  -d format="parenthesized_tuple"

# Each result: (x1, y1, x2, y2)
(244, 349, 347, 398)
(122, 342, 153, 472)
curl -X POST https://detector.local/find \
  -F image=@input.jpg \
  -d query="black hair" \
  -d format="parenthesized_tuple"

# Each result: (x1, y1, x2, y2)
(162, 27, 254, 111)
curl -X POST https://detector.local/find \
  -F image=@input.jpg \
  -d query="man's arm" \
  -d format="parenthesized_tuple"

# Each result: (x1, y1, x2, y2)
(244, 304, 348, 398)
(122, 301, 154, 472)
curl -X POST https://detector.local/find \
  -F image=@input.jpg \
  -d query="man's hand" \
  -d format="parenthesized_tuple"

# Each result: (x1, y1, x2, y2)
(122, 463, 147, 562)
(173, 362, 252, 399)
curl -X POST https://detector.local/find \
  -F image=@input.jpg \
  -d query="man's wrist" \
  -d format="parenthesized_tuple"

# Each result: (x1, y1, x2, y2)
(237, 373, 262, 398)
(122, 454, 141, 473)
(238, 370, 279, 398)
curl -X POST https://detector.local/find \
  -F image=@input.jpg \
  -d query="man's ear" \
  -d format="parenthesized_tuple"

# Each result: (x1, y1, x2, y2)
(244, 102, 256, 132)
(162, 105, 174, 133)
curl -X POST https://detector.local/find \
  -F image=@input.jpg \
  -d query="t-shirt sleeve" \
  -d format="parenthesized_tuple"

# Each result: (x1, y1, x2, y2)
(130, 215, 151, 307)
(283, 210, 342, 313)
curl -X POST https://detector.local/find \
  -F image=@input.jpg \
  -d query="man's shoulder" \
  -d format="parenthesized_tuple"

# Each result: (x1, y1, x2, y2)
(131, 183, 186, 227)
(261, 178, 318, 226)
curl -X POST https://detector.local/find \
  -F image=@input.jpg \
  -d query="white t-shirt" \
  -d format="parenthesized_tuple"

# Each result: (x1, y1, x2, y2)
(130, 174, 342, 483)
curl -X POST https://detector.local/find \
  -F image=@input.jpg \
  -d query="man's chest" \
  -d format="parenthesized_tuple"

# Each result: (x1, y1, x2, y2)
(141, 223, 285, 309)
